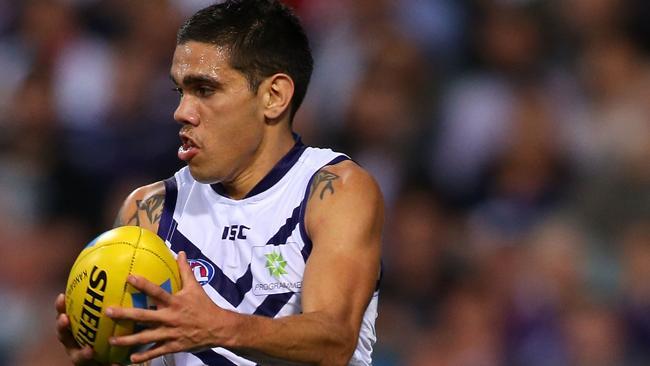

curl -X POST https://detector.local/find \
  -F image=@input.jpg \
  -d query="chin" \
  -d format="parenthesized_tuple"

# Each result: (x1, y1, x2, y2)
(187, 165, 221, 185)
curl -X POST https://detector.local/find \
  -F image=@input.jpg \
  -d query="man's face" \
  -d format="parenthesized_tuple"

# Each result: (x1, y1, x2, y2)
(170, 41, 265, 184)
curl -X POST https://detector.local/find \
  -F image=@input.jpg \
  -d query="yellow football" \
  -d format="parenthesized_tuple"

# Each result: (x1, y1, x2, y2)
(65, 226, 181, 365)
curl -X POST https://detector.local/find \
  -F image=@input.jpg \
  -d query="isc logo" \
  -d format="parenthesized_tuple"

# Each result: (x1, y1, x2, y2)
(222, 225, 250, 241)
(188, 259, 215, 286)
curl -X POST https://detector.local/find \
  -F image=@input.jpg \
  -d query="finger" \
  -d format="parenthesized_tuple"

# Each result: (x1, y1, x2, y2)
(109, 327, 172, 347)
(177, 251, 197, 288)
(56, 313, 80, 350)
(130, 341, 175, 364)
(55, 310, 99, 366)
(105, 305, 162, 323)
(128, 274, 173, 304)
(56, 312, 70, 331)
(55, 293, 66, 314)
(69, 345, 95, 365)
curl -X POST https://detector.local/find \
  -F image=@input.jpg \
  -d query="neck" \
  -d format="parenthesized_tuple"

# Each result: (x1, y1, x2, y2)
(221, 130, 297, 200)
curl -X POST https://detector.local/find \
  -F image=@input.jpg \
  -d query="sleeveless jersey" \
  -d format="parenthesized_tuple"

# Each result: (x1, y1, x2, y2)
(153, 140, 379, 366)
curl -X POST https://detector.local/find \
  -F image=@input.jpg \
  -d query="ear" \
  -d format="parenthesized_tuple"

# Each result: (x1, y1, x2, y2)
(260, 73, 294, 121)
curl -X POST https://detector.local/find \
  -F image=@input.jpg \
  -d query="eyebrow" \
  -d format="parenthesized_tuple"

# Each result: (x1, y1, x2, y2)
(169, 73, 222, 88)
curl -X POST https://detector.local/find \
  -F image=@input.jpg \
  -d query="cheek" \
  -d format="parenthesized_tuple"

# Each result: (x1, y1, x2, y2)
(201, 100, 262, 155)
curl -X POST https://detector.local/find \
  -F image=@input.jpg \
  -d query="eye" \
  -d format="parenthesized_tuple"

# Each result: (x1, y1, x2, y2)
(196, 86, 214, 97)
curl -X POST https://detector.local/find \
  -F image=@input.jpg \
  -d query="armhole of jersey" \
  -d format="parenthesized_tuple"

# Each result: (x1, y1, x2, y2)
(157, 176, 178, 242)
(298, 155, 350, 262)
(376, 261, 383, 292)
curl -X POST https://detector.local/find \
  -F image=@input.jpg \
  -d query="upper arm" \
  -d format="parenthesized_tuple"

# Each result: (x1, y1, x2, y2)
(301, 160, 384, 335)
(114, 181, 166, 234)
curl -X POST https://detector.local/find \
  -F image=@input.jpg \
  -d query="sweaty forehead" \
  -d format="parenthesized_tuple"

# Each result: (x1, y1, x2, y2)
(171, 42, 233, 82)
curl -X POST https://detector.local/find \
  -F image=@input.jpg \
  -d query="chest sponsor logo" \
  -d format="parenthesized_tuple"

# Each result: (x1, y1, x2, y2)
(187, 258, 215, 286)
(221, 225, 250, 241)
(265, 251, 288, 278)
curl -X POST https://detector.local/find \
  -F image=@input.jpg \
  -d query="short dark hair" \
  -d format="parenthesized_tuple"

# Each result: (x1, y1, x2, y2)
(177, 0, 313, 121)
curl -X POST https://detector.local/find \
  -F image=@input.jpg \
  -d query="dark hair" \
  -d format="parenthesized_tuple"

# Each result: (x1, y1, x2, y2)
(177, 0, 313, 121)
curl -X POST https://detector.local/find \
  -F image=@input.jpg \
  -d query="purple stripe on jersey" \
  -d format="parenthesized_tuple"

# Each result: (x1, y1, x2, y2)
(298, 155, 350, 262)
(168, 223, 253, 307)
(265, 204, 301, 245)
(253, 292, 294, 318)
(298, 179, 313, 262)
(211, 134, 307, 199)
(193, 349, 238, 365)
(158, 177, 178, 242)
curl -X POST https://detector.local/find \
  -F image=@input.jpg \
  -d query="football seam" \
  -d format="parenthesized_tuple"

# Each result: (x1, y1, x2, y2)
(131, 247, 181, 290)
(110, 230, 180, 363)
(112, 228, 142, 363)
(72, 241, 138, 266)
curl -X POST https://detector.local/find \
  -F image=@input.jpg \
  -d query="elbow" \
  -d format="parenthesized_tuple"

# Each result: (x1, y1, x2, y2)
(320, 330, 357, 366)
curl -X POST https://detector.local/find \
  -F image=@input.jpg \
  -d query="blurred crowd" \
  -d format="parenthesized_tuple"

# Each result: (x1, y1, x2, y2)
(0, 0, 649, 365)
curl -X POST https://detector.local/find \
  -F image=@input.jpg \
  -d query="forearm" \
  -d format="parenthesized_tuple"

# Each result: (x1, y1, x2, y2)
(224, 310, 357, 366)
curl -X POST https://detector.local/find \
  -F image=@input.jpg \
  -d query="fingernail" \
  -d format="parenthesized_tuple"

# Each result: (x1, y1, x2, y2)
(109, 337, 116, 345)
(105, 308, 113, 316)
(128, 275, 136, 283)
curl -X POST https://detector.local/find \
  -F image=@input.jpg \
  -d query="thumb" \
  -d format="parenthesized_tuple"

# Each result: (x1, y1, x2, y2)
(177, 251, 197, 288)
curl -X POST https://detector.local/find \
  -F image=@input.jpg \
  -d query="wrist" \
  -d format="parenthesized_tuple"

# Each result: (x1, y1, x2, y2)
(210, 308, 248, 349)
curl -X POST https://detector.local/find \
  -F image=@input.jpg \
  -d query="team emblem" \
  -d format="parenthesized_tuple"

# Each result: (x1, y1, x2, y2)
(188, 259, 215, 285)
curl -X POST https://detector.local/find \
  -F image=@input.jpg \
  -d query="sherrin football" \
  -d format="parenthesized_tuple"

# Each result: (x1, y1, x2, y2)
(65, 226, 181, 365)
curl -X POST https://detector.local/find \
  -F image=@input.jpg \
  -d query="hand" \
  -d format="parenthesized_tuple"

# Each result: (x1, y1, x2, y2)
(55, 293, 108, 366)
(106, 251, 233, 364)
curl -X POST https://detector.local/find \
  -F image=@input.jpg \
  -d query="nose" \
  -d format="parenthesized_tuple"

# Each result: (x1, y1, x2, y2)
(173, 96, 199, 126)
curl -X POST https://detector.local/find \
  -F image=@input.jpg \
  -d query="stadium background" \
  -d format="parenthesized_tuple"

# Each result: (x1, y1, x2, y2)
(0, 0, 649, 365)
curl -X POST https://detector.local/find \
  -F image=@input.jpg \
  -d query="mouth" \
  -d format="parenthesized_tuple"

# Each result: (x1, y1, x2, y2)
(178, 131, 200, 162)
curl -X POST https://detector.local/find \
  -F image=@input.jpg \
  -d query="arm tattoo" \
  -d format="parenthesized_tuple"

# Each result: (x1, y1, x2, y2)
(309, 170, 339, 200)
(113, 194, 165, 228)
(139, 194, 164, 224)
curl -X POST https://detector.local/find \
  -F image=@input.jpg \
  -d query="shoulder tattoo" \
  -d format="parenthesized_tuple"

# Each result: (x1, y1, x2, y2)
(114, 193, 165, 228)
(309, 170, 339, 200)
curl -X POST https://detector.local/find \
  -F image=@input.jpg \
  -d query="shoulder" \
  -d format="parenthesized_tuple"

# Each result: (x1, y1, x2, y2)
(126, 181, 166, 209)
(114, 181, 166, 233)
(309, 160, 382, 201)
(305, 160, 384, 239)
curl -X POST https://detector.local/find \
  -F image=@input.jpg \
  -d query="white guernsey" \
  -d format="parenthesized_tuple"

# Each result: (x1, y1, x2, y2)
(154, 140, 379, 366)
